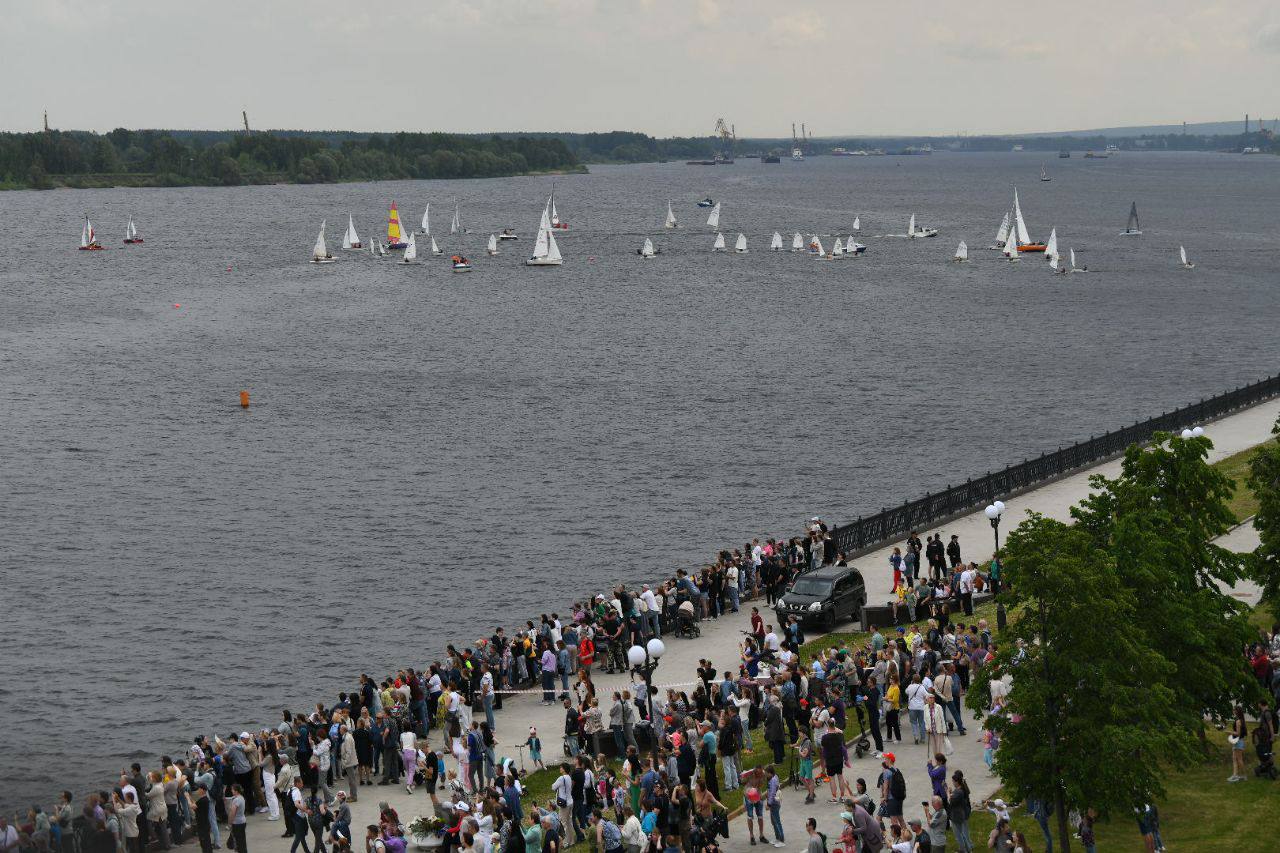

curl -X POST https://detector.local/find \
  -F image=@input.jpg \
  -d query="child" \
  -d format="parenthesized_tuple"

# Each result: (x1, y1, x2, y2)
(525, 726, 545, 770)
(982, 727, 998, 772)
(795, 727, 816, 805)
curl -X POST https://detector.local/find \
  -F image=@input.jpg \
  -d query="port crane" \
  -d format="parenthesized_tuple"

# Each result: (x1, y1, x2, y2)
(714, 118, 735, 161)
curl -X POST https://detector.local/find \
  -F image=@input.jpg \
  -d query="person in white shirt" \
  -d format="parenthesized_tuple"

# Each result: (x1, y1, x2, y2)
(640, 585, 661, 638)
(905, 675, 929, 745)
(725, 565, 740, 612)
(763, 629, 781, 653)
(551, 764, 574, 841)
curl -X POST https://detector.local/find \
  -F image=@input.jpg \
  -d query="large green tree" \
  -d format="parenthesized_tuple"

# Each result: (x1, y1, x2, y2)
(1247, 418, 1280, 617)
(1071, 431, 1258, 731)
(967, 513, 1194, 853)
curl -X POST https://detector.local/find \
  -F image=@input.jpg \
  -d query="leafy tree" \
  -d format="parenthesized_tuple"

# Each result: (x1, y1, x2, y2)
(1071, 431, 1259, 734)
(967, 513, 1193, 853)
(1247, 418, 1280, 617)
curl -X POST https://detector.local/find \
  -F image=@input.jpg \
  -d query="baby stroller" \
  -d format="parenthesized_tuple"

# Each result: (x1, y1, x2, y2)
(849, 701, 873, 759)
(677, 605, 701, 639)
(1255, 734, 1277, 780)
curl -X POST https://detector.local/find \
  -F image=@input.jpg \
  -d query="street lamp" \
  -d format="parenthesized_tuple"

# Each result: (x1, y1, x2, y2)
(984, 501, 1006, 553)
(627, 637, 666, 770)
(1180, 426, 1205, 439)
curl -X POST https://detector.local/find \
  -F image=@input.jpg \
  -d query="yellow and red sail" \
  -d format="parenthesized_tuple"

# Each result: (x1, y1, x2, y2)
(387, 203, 403, 243)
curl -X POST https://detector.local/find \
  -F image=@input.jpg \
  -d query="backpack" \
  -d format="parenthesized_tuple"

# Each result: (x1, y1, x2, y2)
(889, 768, 906, 802)
(817, 832, 829, 853)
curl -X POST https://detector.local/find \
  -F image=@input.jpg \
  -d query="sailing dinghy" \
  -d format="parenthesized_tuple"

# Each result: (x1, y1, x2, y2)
(706, 202, 721, 229)
(79, 215, 104, 251)
(487, 234, 499, 256)
(808, 236, 825, 255)
(791, 233, 804, 252)
(832, 237, 845, 257)
(639, 238, 656, 258)
(430, 235, 443, 255)
(1120, 202, 1142, 236)
(1040, 164, 1051, 182)
(1069, 248, 1086, 273)
(451, 204, 463, 235)
(525, 210, 563, 266)
(420, 206, 430, 235)
(665, 202, 678, 229)
(1012, 188, 1046, 252)
(712, 232, 726, 252)
(953, 241, 968, 262)
(386, 203, 408, 249)
(908, 214, 938, 238)
(1180, 246, 1194, 269)
(369, 237, 378, 258)
(1002, 228, 1020, 261)
(846, 239, 867, 255)
(123, 217, 143, 244)
(852, 216, 860, 232)
(770, 232, 784, 251)
(1044, 228, 1058, 263)
(310, 220, 337, 263)
(342, 216, 362, 250)
(993, 211, 1011, 249)
(734, 233, 748, 254)
(401, 232, 418, 264)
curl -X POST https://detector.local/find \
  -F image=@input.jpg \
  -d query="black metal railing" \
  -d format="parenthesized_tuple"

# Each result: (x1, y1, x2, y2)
(830, 373, 1280, 556)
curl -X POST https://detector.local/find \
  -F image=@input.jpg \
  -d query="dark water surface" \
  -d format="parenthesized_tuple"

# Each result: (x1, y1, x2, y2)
(2, 153, 1278, 806)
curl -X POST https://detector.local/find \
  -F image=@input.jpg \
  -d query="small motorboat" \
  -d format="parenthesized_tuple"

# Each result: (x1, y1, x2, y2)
(79, 215, 104, 251)
(846, 238, 867, 255)
(696, 198, 715, 208)
(123, 217, 143, 244)
(498, 228, 520, 240)
(451, 254, 473, 273)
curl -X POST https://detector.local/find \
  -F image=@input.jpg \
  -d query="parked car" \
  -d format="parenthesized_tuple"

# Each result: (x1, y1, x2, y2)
(773, 565, 867, 631)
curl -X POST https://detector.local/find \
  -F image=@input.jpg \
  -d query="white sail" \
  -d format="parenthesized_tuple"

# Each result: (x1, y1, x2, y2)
(1049, 252, 1060, 271)
(488, 234, 499, 254)
(641, 237, 655, 257)
(770, 232, 783, 251)
(81, 217, 92, 248)
(343, 215, 359, 249)
(1070, 248, 1077, 270)
(734, 233, 747, 253)
(402, 231, 417, 261)
(1125, 202, 1140, 233)
(369, 236, 377, 257)
(1002, 231, 1018, 259)
(378, 240, 387, 256)
(312, 220, 328, 260)
(852, 216, 860, 232)
(532, 210, 551, 259)
(451, 204, 461, 234)
(712, 232, 725, 251)
(706, 202, 720, 228)
(551, 200, 560, 227)
(1180, 245, 1193, 268)
(665, 202, 677, 229)
(908, 214, 916, 237)
(1013, 188, 1031, 245)
(810, 235, 825, 255)
(1044, 227, 1058, 262)
(791, 233, 804, 251)
(954, 240, 968, 261)
(430, 235, 441, 255)
(833, 237, 844, 255)
(421, 205, 430, 234)
(125, 217, 136, 240)
(545, 227, 562, 262)
(995, 211, 1011, 246)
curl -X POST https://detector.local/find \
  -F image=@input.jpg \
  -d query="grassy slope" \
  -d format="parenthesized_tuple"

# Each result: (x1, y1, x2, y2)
(1218, 438, 1276, 522)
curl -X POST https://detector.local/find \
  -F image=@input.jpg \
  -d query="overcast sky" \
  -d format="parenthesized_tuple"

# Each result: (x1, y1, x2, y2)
(6, 0, 1280, 137)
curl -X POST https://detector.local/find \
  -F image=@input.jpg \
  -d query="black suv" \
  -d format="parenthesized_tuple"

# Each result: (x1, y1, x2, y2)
(773, 565, 867, 632)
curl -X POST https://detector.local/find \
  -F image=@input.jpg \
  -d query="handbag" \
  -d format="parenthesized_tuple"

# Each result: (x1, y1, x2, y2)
(943, 736, 955, 756)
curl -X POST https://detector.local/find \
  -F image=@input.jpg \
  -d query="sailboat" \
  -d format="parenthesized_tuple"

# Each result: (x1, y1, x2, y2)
(123, 217, 143, 245)
(791, 233, 804, 251)
(1002, 228, 1020, 261)
(1179, 246, 1195, 269)
(770, 232, 784, 251)
(993, 211, 1011, 249)
(548, 187, 567, 229)
(386, 203, 408, 249)
(639, 237, 656, 258)
(664, 202, 678, 229)
(1012, 188, 1046, 252)
(420, 205, 430, 235)
(712, 232, 726, 252)
(310, 220, 336, 263)
(908, 214, 938, 238)
(487, 234, 499, 256)
(1069, 248, 1086, 273)
(377, 240, 387, 257)
(369, 237, 378, 258)
(79, 215, 104, 251)
(846, 238, 867, 255)
(808, 235, 825, 255)
(1120, 202, 1142, 236)
(852, 216, 861, 232)
(525, 209, 563, 266)
(1040, 164, 1051, 182)
(953, 241, 968, 262)
(832, 237, 845, 257)
(401, 232, 418, 264)
(1049, 252, 1066, 274)
(430, 235, 442, 255)
(734, 233, 748, 254)
(1044, 228, 1058, 263)
(342, 215, 362, 250)
(451, 204, 464, 235)
(706, 202, 721, 229)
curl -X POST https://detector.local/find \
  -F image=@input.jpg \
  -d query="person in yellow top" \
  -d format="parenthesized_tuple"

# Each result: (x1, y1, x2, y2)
(883, 675, 903, 744)
(904, 627, 921, 653)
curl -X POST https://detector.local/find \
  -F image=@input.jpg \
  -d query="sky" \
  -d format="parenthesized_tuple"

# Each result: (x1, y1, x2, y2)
(5, 0, 1280, 137)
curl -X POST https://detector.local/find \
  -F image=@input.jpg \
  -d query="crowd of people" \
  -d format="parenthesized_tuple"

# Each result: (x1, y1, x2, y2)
(7, 513, 1279, 853)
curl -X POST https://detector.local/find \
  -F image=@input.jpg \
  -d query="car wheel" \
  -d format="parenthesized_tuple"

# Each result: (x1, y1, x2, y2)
(823, 608, 837, 632)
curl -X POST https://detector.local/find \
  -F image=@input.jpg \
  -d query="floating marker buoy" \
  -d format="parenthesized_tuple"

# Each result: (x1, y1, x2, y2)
(173, 303, 181, 309)
(239, 391, 250, 409)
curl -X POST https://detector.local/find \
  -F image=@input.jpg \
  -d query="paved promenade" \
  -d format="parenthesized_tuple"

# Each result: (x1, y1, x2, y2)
(238, 396, 1279, 853)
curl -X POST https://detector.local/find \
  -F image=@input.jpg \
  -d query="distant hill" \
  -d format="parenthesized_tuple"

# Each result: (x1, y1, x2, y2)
(1026, 119, 1276, 138)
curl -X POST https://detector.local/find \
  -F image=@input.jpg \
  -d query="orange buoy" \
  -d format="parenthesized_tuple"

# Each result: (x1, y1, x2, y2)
(239, 391, 250, 409)
(173, 303, 181, 309)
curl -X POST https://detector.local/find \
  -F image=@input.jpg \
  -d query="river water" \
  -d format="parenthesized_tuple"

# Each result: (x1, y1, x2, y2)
(1, 152, 1277, 808)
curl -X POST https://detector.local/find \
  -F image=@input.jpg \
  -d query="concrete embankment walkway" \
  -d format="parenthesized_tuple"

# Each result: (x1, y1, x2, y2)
(237, 397, 1278, 853)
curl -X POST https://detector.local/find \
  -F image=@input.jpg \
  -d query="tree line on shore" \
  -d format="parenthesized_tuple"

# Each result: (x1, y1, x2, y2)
(0, 129, 582, 189)
(968, 419, 1280, 852)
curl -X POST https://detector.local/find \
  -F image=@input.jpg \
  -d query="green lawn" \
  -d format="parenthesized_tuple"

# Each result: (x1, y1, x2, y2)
(1215, 438, 1276, 522)
(966, 730, 1280, 852)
